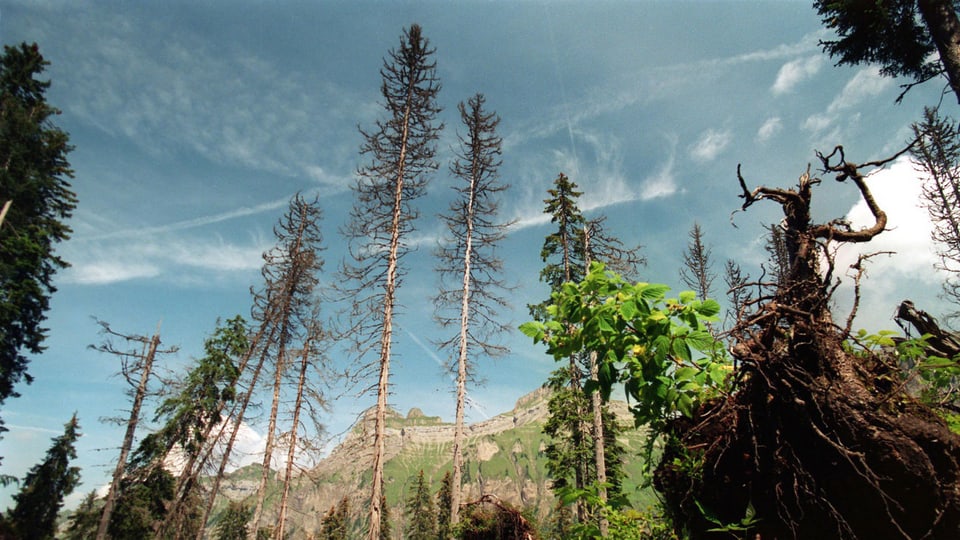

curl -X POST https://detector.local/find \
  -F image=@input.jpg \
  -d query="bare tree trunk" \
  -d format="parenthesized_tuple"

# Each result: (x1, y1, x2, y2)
(449, 173, 475, 532)
(249, 344, 287, 539)
(0, 200, 11, 230)
(95, 328, 161, 540)
(369, 198, 400, 539)
(918, 0, 960, 104)
(583, 229, 608, 536)
(275, 337, 313, 539)
(589, 351, 609, 537)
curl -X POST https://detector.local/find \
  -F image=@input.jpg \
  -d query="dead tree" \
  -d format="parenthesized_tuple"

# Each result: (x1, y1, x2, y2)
(91, 321, 176, 540)
(655, 148, 960, 539)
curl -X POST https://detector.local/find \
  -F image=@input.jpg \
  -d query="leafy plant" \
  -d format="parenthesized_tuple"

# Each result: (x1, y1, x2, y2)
(521, 262, 731, 434)
(695, 499, 760, 537)
(848, 329, 960, 433)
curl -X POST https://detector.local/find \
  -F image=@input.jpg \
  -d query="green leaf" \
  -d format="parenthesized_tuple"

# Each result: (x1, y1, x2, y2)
(619, 298, 639, 320)
(677, 393, 694, 418)
(639, 283, 671, 301)
(679, 290, 697, 303)
(675, 366, 697, 382)
(518, 321, 543, 341)
(672, 338, 692, 362)
(696, 298, 721, 318)
(684, 330, 718, 353)
(921, 356, 959, 369)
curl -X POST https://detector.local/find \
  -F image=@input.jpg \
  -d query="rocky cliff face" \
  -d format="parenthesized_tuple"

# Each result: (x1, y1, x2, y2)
(213, 387, 645, 538)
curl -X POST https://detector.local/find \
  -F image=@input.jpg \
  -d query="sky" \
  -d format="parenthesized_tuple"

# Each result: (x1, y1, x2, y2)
(0, 0, 955, 510)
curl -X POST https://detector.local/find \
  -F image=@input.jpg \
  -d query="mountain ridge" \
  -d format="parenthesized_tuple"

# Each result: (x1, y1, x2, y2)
(212, 386, 651, 537)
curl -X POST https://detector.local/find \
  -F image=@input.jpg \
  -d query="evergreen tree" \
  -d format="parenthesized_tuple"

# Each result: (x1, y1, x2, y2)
(319, 496, 350, 540)
(4, 413, 81, 539)
(215, 501, 252, 540)
(0, 42, 77, 420)
(434, 93, 512, 530)
(107, 466, 175, 539)
(530, 173, 590, 521)
(63, 491, 101, 540)
(436, 470, 453, 539)
(532, 173, 638, 526)
(156, 315, 249, 539)
(404, 470, 437, 540)
(338, 23, 442, 539)
(814, 0, 960, 102)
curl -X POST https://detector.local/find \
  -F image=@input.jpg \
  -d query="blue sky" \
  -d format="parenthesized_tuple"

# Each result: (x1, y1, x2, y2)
(0, 1, 953, 508)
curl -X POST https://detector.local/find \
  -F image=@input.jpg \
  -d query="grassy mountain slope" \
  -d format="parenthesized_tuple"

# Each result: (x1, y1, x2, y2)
(212, 388, 655, 537)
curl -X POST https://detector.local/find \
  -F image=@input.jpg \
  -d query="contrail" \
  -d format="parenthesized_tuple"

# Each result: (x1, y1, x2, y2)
(404, 329, 491, 420)
(78, 184, 344, 242)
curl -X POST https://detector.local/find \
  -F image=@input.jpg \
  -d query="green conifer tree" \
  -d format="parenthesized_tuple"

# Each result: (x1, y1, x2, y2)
(0, 43, 77, 423)
(5, 414, 82, 539)
(404, 470, 437, 540)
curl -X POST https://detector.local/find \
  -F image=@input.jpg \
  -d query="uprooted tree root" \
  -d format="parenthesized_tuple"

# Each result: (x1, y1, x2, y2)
(459, 494, 539, 540)
(655, 150, 960, 539)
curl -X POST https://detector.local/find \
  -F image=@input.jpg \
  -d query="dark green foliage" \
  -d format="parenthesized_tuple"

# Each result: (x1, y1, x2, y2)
(107, 467, 175, 539)
(155, 315, 247, 457)
(63, 491, 101, 540)
(214, 501, 252, 540)
(543, 500, 574, 540)
(815, 0, 937, 81)
(405, 470, 437, 540)
(530, 173, 586, 322)
(542, 370, 591, 494)
(0, 42, 77, 410)
(4, 414, 81, 539)
(436, 470, 453, 539)
(542, 370, 625, 498)
(319, 496, 350, 540)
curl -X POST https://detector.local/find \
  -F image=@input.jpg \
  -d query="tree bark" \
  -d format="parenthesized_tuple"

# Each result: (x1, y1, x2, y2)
(589, 351, 609, 537)
(449, 171, 475, 532)
(369, 110, 407, 540)
(918, 0, 960, 104)
(275, 340, 312, 539)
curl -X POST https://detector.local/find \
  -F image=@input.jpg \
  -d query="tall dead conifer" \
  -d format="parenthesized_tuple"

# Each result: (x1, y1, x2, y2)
(434, 94, 512, 531)
(338, 24, 442, 540)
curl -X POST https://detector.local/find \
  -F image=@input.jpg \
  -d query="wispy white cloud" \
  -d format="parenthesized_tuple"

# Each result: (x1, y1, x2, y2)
(639, 142, 678, 201)
(508, 130, 678, 231)
(803, 67, 893, 135)
(771, 55, 824, 95)
(61, 233, 269, 286)
(756, 116, 783, 143)
(690, 128, 732, 162)
(504, 31, 824, 151)
(38, 9, 362, 184)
